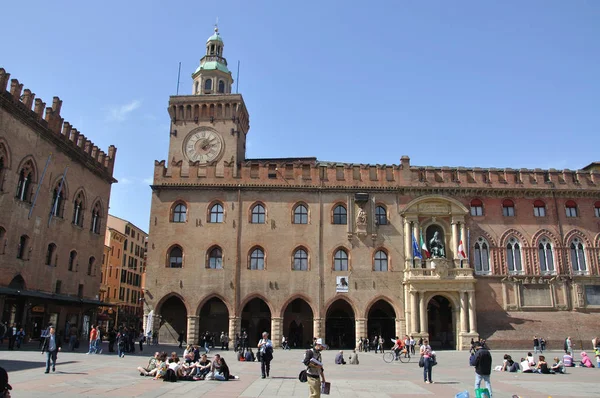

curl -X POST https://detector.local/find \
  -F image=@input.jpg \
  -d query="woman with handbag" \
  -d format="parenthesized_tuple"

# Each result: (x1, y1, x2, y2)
(419, 339, 434, 384)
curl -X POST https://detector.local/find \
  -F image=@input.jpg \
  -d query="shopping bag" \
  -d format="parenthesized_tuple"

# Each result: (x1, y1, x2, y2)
(475, 388, 490, 398)
(455, 391, 470, 398)
(418, 357, 425, 367)
(321, 381, 331, 395)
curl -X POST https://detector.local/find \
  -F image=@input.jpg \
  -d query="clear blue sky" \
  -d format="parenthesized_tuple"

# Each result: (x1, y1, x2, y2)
(3, 1, 599, 231)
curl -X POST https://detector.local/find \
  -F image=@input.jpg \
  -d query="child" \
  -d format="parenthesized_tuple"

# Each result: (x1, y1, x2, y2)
(551, 357, 565, 374)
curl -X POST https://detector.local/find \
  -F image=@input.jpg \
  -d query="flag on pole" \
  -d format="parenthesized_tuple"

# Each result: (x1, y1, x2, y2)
(412, 234, 422, 259)
(458, 240, 467, 259)
(420, 232, 430, 259)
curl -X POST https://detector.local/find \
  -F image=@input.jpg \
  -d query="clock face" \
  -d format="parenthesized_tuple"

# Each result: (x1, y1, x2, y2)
(183, 129, 224, 164)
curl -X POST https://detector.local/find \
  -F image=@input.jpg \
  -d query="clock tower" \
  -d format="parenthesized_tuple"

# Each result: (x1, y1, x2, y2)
(167, 26, 249, 176)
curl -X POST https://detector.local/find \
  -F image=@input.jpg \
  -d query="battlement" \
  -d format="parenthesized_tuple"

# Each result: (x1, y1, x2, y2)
(0, 68, 117, 180)
(151, 155, 600, 195)
(168, 94, 250, 134)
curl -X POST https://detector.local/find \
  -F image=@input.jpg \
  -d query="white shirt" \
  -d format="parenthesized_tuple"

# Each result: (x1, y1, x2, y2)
(521, 360, 531, 372)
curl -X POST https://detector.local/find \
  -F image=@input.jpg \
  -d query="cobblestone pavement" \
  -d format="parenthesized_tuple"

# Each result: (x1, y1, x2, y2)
(0, 342, 598, 397)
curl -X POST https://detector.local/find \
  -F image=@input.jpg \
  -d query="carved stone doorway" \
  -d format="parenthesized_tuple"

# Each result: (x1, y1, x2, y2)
(427, 295, 455, 350)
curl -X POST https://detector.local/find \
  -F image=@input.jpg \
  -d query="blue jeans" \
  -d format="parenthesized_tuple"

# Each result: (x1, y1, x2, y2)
(118, 344, 125, 357)
(423, 357, 433, 382)
(204, 342, 210, 354)
(475, 373, 492, 397)
(88, 340, 96, 353)
(45, 350, 58, 372)
(95, 338, 102, 353)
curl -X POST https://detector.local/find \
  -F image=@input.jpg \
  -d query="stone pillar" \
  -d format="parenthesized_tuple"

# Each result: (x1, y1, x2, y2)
(404, 219, 412, 261)
(419, 292, 427, 334)
(355, 318, 367, 346)
(271, 317, 283, 348)
(468, 291, 477, 334)
(228, 316, 240, 345)
(452, 222, 459, 259)
(460, 291, 468, 333)
(410, 291, 418, 334)
(396, 317, 404, 339)
(313, 318, 323, 340)
(186, 315, 199, 344)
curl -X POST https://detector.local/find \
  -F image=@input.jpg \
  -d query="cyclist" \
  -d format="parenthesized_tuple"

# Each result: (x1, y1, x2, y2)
(391, 336, 405, 360)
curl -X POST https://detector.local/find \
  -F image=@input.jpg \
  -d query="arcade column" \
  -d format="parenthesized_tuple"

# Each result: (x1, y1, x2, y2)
(186, 315, 199, 344)
(228, 316, 240, 344)
(271, 317, 282, 348)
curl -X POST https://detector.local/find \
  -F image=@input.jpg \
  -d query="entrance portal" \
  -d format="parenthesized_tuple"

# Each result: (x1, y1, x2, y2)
(158, 295, 187, 344)
(283, 298, 314, 349)
(427, 295, 455, 350)
(198, 297, 229, 338)
(367, 300, 396, 350)
(325, 299, 355, 349)
(241, 298, 271, 346)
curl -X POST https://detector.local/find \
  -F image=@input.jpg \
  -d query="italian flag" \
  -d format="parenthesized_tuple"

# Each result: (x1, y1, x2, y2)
(420, 232, 430, 259)
(458, 240, 467, 259)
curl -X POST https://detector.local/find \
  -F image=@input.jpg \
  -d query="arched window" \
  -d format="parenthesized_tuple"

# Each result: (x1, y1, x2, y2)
(251, 204, 265, 224)
(204, 79, 212, 91)
(208, 247, 223, 269)
(506, 237, 522, 274)
(375, 205, 388, 225)
(332, 205, 347, 225)
(46, 243, 56, 266)
(17, 235, 29, 260)
(570, 238, 587, 274)
(538, 237, 554, 274)
(218, 80, 225, 93)
(470, 199, 483, 216)
(374, 250, 388, 272)
(293, 248, 308, 271)
(87, 256, 95, 276)
(293, 204, 308, 224)
(0, 227, 6, 255)
(16, 161, 34, 202)
(209, 203, 224, 223)
(565, 200, 578, 218)
(595, 201, 600, 218)
(533, 200, 546, 217)
(72, 191, 84, 226)
(91, 202, 102, 234)
(249, 247, 265, 270)
(333, 248, 348, 271)
(0, 155, 5, 192)
(502, 199, 515, 217)
(68, 250, 77, 271)
(50, 183, 65, 218)
(474, 237, 490, 275)
(172, 203, 187, 223)
(168, 246, 183, 268)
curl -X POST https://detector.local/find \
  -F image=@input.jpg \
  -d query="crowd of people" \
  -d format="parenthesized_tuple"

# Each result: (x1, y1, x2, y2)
(136, 351, 238, 381)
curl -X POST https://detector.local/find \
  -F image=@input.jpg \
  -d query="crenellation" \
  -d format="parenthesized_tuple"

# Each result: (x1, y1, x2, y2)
(9, 79, 23, 98)
(84, 139, 92, 156)
(33, 98, 45, 117)
(76, 133, 85, 149)
(91, 145, 98, 161)
(21, 89, 35, 110)
(61, 121, 72, 139)
(98, 150, 106, 168)
(0, 69, 10, 91)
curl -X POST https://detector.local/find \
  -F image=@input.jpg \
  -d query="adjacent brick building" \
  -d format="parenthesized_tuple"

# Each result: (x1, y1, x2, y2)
(0, 68, 117, 340)
(145, 28, 600, 350)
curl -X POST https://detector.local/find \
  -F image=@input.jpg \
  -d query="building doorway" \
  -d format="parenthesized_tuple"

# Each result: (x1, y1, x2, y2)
(157, 295, 187, 344)
(325, 299, 355, 349)
(241, 298, 271, 347)
(282, 298, 314, 349)
(198, 297, 229, 340)
(427, 295, 455, 350)
(367, 300, 396, 349)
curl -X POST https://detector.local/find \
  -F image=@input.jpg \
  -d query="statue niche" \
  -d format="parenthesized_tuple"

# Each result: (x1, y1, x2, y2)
(426, 225, 446, 258)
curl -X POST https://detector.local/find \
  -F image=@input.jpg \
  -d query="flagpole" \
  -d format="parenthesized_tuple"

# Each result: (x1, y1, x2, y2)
(28, 153, 52, 219)
(467, 228, 471, 268)
(48, 165, 68, 227)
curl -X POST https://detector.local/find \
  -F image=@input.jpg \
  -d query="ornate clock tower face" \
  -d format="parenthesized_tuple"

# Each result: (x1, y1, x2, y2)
(183, 128, 225, 164)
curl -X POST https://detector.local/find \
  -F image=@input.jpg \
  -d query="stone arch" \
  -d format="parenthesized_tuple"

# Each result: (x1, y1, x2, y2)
(239, 293, 275, 319)
(423, 291, 460, 311)
(365, 296, 397, 348)
(240, 295, 272, 346)
(49, 174, 69, 199)
(532, 229, 561, 248)
(325, 297, 356, 349)
(563, 229, 593, 247)
(595, 232, 600, 248)
(0, 137, 12, 169)
(401, 194, 469, 215)
(421, 218, 451, 258)
(154, 293, 189, 344)
(363, 295, 399, 320)
(16, 155, 38, 182)
(8, 274, 26, 290)
(324, 294, 359, 318)
(470, 226, 497, 248)
(90, 196, 105, 215)
(196, 295, 231, 342)
(196, 293, 233, 317)
(72, 187, 87, 206)
(531, 229, 563, 273)
(281, 296, 315, 349)
(155, 292, 191, 315)
(425, 294, 457, 350)
(278, 294, 317, 319)
(499, 228, 529, 247)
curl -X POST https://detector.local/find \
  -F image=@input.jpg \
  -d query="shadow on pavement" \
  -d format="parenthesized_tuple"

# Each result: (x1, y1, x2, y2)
(0, 360, 79, 372)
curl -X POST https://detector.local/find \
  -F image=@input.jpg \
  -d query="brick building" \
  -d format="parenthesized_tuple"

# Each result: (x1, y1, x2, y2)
(144, 28, 600, 350)
(0, 68, 117, 341)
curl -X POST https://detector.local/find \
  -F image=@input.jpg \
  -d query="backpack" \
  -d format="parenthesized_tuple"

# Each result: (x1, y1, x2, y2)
(163, 368, 178, 382)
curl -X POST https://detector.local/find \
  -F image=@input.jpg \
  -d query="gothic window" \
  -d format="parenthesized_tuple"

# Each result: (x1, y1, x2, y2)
(72, 192, 84, 227)
(50, 182, 65, 218)
(172, 203, 187, 223)
(16, 161, 34, 202)
(570, 238, 587, 274)
(249, 247, 265, 270)
(565, 200, 578, 218)
(88, 256, 95, 276)
(208, 247, 223, 269)
(533, 200, 546, 217)
(68, 250, 77, 271)
(506, 237, 522, 274)
(204, 79, 212, 91)
(374, 250, 388, 272)
(91, 201, 102, 234)
(595, 201, 600, 218)
(538, 237, 555, 274)
(474, 237, 490, 275)
(375, 205, 388, 225)
(218, 80, 225, 93)
(293, 248, 308, 271)
(293, 204, 308, 224)
(209, 203, 224, 223)
(332, 205, 347, 225)
(46, 243, 56, 266)
(168, 246, 183, 268)
(333, 248, 348, 271)
(17, 235, 29, 260)
(251, 204, 266, 224)
(0, 227, 6, 255)
(502, 199, 515, 217)
(470, 199, 483, 216)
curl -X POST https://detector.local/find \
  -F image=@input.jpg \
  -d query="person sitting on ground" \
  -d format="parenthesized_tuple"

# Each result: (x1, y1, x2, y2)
(152, 352, 169, 380)
(563, 352, 574, 367)
(335, 350, 346, 365)
(551, 357, 565, 374)
(138, 351, 160, 376)
(213, 356, 238, 380)
(349, 349, 359, 365)
(191, 354, 212, 380)
(520, 357, 533, 373)
(183, 344, 194, 363)
(535, 355, 551, 374)
(526, 352, 536, 367)
(244, 348, 255, 362)
(580, 351, 595, 368)
(495, 354, 512, 371)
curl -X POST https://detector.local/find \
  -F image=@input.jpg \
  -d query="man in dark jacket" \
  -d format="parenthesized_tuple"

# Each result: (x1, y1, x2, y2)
(41, 327, 62, 374)
(472, 342, 492, 397)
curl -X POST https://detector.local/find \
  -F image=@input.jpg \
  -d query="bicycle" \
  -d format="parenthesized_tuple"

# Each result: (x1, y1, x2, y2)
(383, 348, 411, 363)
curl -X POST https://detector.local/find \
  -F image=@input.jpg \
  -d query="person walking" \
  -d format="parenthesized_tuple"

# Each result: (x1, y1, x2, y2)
(7, 324, 16, 351)
(303, 338, 327, 398)
(117, 328, 127, 358)
(419, 339, 434, 384)
(94, 325, 102, 354)
(108, 328, 116, 352)
(87, 325, 97, 354)
(178, 330, 185, 349)
(472, 341, 493, 397)
(41, 327, 62, 374)
(533, 335, 540, 354)
(258, 331, 273, 379)
(564, 336, 573, 356)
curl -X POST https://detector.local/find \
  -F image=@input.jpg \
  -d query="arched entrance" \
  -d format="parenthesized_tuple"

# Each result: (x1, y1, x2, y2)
(2, 275, 26, 327)
(157, 295, 187, 344)
(367, 300, 396, 349)
(198, 297, 229, 342)
(427, 295, 455, 350)
(241, 298, 271, 346)
(325, 299, 355, 349)
(283, 298, 314, 349)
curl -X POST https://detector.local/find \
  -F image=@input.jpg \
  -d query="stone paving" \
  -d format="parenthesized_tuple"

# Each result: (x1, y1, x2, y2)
(0, 342, 598, 397)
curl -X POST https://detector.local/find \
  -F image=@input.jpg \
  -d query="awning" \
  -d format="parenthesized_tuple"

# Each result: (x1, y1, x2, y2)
(0, 287, 107, 306)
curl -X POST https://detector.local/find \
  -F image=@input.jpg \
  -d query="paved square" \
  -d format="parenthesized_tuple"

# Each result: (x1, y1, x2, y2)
(1, 343, 597, 397)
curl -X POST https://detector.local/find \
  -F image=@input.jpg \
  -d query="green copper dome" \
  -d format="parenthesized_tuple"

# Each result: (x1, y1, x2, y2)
(194, 61, 230, 74)
(207, 33, 223, 43)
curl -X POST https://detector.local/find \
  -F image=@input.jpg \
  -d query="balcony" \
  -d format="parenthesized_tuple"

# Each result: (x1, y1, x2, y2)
(405, 258, 474, 280)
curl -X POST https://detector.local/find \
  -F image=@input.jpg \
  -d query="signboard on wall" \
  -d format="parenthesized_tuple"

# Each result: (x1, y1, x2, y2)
(336, 276, 349, 293)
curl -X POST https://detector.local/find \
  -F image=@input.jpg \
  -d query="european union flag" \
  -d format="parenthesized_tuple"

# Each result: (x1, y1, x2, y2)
(412, 234, 422, 259)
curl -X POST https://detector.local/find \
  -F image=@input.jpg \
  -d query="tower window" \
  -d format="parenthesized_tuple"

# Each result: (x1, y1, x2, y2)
(293, 204, 308, 224)
(374, 250, 388, 272)
(208, 247, 223, 269)
(332, 205, 347, 225)
(68, 250, 77, 271)
(293, 248, 308, 271)
(168, 246, 183, 268)
(333, 249, 348, 271)
(251, 204, 265, 224)
(502, 199, 515, 217)
(46, 243, 57, 266)
(204, 79, 212, 91)
(565, 200, 578, 217)
(218, 80, 225, 93)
